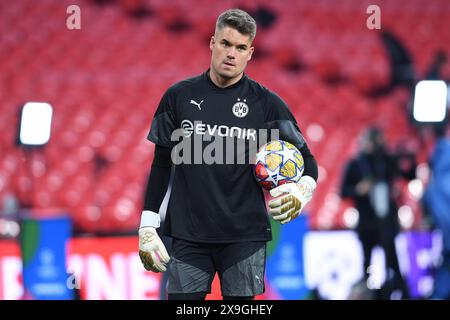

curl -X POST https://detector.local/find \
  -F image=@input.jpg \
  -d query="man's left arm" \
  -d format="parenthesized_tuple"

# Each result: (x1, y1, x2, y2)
(263, 91, 318, 224)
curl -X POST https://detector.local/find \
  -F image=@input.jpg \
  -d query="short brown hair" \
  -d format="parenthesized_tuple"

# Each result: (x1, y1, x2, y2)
(215, 9, 257, 42)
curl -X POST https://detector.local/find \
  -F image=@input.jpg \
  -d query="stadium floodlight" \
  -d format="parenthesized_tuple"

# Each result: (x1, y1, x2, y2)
(413, 80, 448, 123)
(19, 102, 53, 146)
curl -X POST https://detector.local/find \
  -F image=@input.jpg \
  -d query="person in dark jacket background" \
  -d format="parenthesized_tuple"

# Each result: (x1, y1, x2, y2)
(341, 127, 415, 299)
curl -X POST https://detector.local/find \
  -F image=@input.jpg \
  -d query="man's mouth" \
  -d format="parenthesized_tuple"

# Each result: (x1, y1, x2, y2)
(223, 61, 235, 66)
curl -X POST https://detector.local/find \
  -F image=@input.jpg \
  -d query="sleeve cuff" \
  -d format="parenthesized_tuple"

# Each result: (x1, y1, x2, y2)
(140, 210, 161, 228)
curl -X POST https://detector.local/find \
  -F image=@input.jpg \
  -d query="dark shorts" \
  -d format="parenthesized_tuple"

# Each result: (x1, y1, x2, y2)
(167, 238, 266, 297)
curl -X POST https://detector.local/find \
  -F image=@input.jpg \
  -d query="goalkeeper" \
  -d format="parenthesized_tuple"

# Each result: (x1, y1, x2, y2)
(139, 8, 318, 300)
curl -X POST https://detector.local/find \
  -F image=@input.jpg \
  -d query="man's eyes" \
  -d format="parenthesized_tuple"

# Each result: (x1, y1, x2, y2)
(221, 42, 247, 51)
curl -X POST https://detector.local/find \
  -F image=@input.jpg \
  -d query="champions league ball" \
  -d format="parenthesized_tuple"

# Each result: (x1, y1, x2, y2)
(254, 140, 304, 190)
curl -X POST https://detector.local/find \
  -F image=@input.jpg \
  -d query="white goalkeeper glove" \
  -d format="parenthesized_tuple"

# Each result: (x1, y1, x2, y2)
(268, 176, 317, 224)
(138, 211, 170, 272)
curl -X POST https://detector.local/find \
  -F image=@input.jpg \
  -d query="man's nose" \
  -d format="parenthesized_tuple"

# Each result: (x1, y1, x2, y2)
(227, 47, 236, 59)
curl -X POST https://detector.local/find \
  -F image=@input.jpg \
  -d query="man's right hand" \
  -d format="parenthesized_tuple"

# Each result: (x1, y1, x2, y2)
(138, 211, 170, 272)
(139, 226, 170, 272)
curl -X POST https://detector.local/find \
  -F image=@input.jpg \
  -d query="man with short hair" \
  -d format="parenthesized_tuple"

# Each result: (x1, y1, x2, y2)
(139, 8, 318, 300)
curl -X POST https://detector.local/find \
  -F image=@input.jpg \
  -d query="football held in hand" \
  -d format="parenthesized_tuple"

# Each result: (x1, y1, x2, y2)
(254, 140, 304, 190)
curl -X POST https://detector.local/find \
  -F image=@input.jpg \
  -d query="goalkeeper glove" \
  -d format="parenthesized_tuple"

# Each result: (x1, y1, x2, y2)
(268, 176, 317, 224)
(138, 211, 170, 272)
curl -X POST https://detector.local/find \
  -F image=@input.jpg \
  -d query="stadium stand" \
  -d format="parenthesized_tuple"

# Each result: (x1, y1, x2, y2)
(1, 0, 449, 233)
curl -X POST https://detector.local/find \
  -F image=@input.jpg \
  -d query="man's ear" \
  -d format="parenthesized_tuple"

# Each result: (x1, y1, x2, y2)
(210, 36, 215, 51)
(247, 46, 254, 61)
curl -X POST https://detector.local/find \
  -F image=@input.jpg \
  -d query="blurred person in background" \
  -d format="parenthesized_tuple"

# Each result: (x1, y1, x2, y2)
(1, 191, 19, 218)
(341, 127, 415, 299)
(0, 192, 20, 239)
(380, 30, 416, 93)
(137, 8, 318, 300)
(422, 123, 450, 299)
(369, 30, 416, 97)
